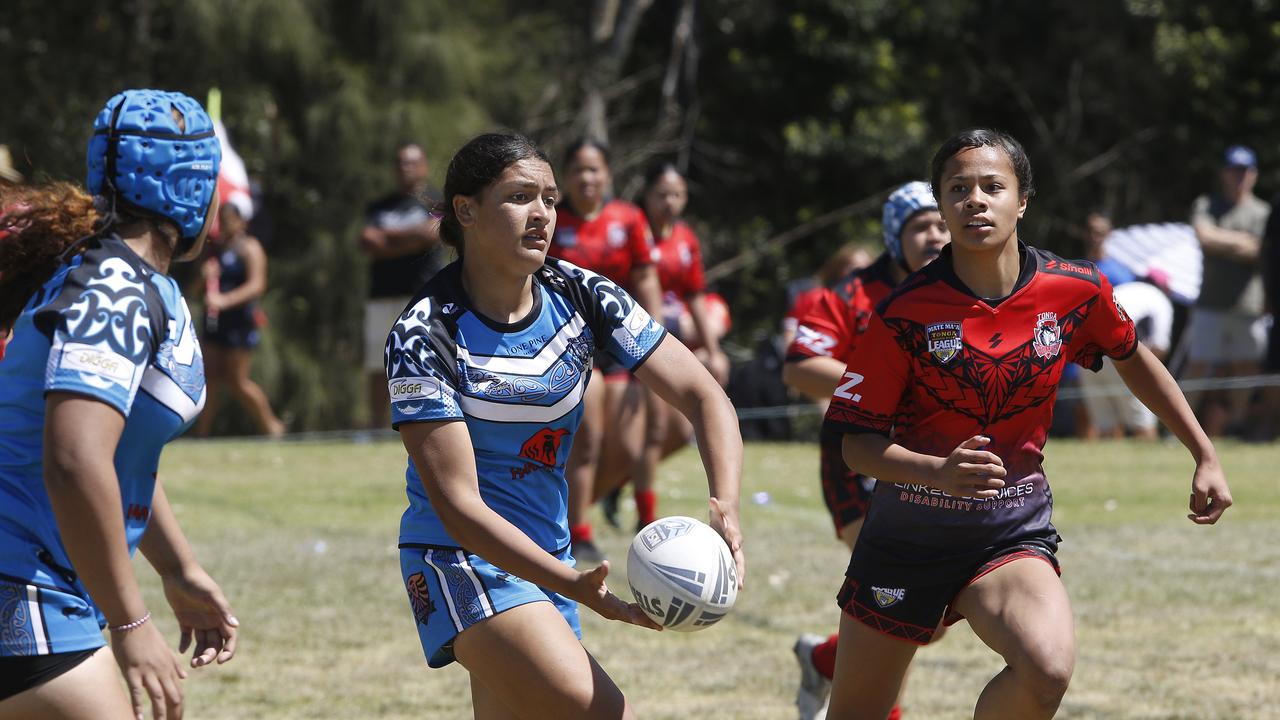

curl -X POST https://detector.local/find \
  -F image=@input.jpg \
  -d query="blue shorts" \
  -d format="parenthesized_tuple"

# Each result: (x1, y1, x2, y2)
(399, 544, 582, 668)
(0, 576, 104, 657)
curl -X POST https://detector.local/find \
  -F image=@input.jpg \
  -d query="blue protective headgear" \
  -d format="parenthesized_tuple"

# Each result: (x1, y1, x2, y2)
(86, 90, 221, 253)
(881, 181, 938, 264)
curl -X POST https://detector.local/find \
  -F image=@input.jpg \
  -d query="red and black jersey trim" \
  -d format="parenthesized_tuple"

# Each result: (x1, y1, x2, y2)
(825, 403, 896, 436)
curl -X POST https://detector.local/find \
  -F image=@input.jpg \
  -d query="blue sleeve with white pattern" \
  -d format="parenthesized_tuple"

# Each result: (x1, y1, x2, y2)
(39, 257, 155, 415)
(559, 261, 667, 370)
(384, 297, 463, 427)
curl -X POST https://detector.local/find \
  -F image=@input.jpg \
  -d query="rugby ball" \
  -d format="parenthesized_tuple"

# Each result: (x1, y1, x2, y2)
(627, 516, 738, 632)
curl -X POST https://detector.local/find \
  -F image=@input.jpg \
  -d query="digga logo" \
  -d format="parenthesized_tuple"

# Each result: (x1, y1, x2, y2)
(519, 427, 570, 466)
(389, 376, 441, 402)
(871, 586, 906, 608)
(926, 322, 963, 364)
(406, 572, 435, 625)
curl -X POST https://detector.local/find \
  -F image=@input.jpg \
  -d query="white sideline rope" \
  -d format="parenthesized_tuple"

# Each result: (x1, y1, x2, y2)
(733, 373, 1280, 421)
(183, 373, 1280, 440)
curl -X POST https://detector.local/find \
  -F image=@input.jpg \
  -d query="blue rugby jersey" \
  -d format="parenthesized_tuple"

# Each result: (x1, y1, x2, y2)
(0, 235, 205, 606)
(386, 258, 666, 552)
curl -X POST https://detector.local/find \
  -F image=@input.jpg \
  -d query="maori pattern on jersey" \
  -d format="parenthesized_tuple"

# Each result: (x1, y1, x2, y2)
(385, 300, 436, 380)
(60, 258, 151, 362)
(886, 296, 1098, 426)
(562, 265, 636, 328)
(464, 366, 551, 403)
(0, 581, 37, 654)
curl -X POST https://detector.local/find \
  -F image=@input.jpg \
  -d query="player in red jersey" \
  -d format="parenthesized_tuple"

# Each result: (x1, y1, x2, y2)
(785, 181, 948, 720)
(641, 161, 731, 491)
(550, 139, 664, 562)
(824, 128, 1232, 720)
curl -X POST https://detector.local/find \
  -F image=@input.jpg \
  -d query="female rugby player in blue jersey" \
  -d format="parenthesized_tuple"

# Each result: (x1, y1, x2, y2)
(0, 90, 238, 720)
(824, 128, 1231, 719)
(386, 132, 745, 718)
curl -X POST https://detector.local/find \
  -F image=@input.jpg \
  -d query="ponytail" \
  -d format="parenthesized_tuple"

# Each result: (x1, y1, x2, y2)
(0, 182, 101, 330)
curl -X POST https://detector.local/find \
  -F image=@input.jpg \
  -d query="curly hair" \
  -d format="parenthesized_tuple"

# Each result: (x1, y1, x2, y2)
(0, 182, 100, 330)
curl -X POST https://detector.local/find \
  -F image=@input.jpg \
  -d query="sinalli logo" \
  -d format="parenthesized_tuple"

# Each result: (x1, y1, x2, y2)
(871, 586, 906, 608)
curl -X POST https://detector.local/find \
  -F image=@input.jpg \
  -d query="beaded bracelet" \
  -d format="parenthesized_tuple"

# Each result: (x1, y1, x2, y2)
(108, 611, 151, 633)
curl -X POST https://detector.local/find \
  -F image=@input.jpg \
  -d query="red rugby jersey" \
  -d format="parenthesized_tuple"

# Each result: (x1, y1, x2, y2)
(786, 253, 897, 363)
(825, 244, 1137, 551)
(653, 221, 707, 300)
(550, 199, 654, 292)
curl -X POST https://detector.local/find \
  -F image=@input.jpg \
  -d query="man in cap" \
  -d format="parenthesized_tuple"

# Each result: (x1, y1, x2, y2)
(1186, 145, 1271, 436)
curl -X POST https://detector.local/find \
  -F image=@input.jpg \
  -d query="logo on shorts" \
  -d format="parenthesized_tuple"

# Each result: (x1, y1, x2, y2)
(1032, 312, 1062, 359)
(406, 572, 435, 624)
(871, 586, 906, 608)
(926, 322, 963, 364)
(519, 427, 570, 466)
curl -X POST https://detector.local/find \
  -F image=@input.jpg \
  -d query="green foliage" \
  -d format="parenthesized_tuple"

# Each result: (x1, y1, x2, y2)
(2, 0, 1278, 428)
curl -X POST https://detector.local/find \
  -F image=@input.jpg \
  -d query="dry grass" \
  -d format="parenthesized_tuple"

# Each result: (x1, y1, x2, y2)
(142, 438, 1280, 719)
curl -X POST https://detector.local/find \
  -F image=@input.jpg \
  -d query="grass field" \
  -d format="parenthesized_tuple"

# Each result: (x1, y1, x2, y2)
(142, 437, 1280, 719)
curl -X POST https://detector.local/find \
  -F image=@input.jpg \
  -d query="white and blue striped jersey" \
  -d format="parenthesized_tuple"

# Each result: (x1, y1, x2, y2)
(386, 257, 666, 552)
(0, 235, 205, 617)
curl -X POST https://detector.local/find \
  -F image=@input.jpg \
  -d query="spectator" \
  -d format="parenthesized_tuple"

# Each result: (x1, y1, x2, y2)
(1185, 145, 1271, 436)
(1258, 187, 1280, 440)
(1082, 210, 1136, 286)
(1079, 279, 1175, 439)
(196, 199, 286, 438)
(358, 142, 444, 428)
(1068, 210, 1135, 439)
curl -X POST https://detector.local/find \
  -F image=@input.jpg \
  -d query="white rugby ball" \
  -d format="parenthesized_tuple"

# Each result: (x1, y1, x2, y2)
(627, 516, 738, 632)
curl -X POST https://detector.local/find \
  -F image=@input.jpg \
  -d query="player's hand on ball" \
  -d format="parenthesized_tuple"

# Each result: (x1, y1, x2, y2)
(160, 566, 240, 668)
(1188, 458, 1232, 525)
(708, 497, 745, 589)
(936, 435, 1007, 499)
(574, 561, 663, 631)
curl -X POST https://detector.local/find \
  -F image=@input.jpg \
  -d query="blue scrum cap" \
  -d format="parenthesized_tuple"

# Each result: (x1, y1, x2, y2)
(86, 89, 222, 245)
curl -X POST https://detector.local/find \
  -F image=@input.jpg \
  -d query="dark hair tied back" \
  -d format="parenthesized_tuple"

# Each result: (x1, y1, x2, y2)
(437, 132, 550, 256)
(562, 138, 611, 171)
(642, 160, 683, 194)
(929, 128, 1035, 201)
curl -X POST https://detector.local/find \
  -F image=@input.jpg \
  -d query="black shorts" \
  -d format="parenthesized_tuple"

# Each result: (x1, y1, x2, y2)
(819, 427, 875, 533)
(204, 310, 260, 349)
(837, 534, 1061, 645)
(0, 649, 97, 701)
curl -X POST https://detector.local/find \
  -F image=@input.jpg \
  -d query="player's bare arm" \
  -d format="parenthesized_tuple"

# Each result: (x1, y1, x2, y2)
(842, 432, 1007, 500)
(634, 334, 745, 586)
(399, 419, 659, 629)
(782, 355, 846, 401)
(1111, 343, 1232, 524)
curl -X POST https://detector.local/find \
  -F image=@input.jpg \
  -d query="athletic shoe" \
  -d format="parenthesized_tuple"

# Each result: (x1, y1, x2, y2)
(572, 539, 606, 565)
(793, 633, 831, 720)
(602, 487, 622, 529)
